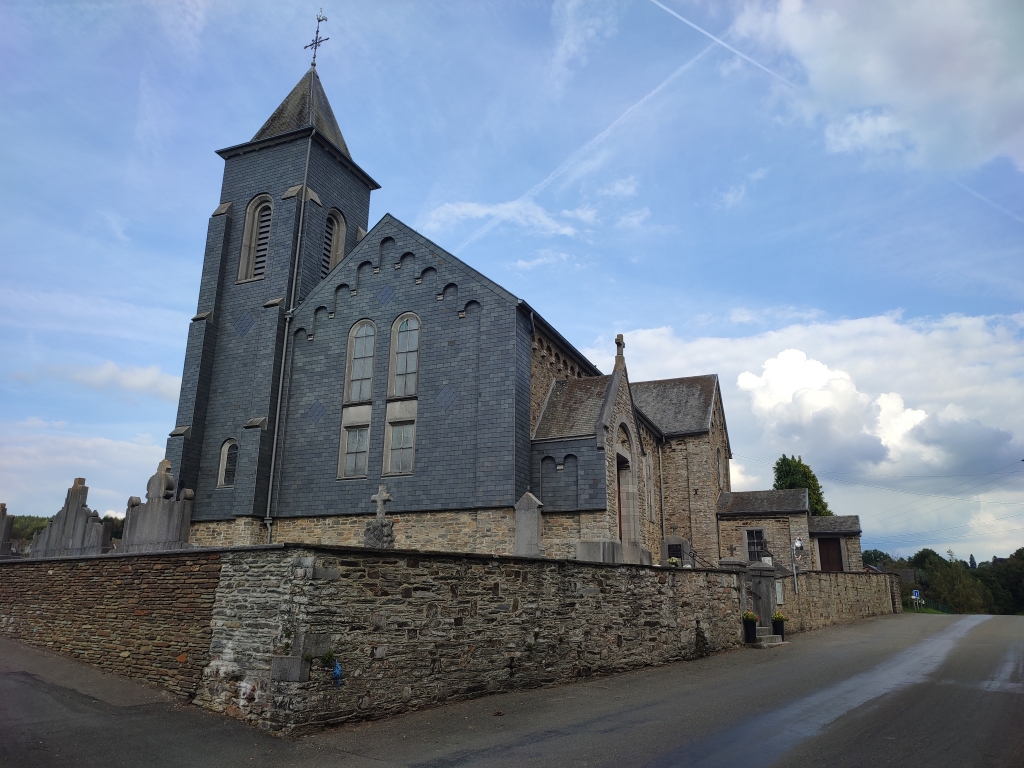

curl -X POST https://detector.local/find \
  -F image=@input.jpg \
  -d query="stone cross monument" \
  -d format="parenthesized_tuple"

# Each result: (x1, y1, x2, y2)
(363, 484, 395, 549)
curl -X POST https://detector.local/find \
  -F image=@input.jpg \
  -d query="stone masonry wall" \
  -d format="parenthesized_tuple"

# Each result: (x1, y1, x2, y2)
(0, 551, 222, 697)
(779, 570, 901, 634)
(192, 509, 516, 555)
(529, 330, 592, 435)
(195, 545, 744, 734)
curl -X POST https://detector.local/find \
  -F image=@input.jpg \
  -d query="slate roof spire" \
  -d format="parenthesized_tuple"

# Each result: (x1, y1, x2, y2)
(252, 66, 351, 158)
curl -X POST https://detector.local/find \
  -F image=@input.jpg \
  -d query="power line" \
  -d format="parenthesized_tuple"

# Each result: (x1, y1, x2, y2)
(866, 525, 1024, 545)
(868, 509, 1024, 541)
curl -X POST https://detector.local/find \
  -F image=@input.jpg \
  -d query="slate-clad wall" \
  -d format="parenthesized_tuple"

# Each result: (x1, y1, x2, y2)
(0, 551, 222, 697)
(195, 545, 744, 734)
(530, 437, 606, 512)
(271, 216, 520, 518)
(780, 571, 901, 633)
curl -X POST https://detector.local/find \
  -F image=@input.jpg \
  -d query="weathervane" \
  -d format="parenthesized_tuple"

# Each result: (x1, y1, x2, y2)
(305, 8, 329, 66)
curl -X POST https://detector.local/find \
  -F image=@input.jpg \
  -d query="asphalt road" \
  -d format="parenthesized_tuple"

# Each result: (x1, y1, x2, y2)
(1, 614, 1022, 767)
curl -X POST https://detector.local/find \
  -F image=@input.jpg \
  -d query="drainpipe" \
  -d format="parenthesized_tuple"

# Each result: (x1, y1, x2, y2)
(263, 133, 314, 543)
(658, 440, 666, 541)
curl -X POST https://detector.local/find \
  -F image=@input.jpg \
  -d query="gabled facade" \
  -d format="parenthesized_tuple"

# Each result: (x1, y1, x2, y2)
(166, 66, 861, 569)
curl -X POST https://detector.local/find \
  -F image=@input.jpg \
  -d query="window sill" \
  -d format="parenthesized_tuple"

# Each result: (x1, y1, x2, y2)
(337, 475, 368, 481)
(235, 276, 266, 285)
(382, 471, 414, 477)
(343, 399, 372, 407)
(386, 395, 419, 402)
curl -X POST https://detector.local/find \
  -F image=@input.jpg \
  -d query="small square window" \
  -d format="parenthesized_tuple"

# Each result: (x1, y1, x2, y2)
(343, 427, 369, 477)
(387, 422, 415, 474)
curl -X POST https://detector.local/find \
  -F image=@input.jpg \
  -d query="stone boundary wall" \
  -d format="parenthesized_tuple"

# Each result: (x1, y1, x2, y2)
(780, 570, 901, 634)
(0, 550, 222, 697)
(195, 546, 744, 734)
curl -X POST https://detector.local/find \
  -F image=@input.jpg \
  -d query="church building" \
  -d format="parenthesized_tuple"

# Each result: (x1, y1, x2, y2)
(165, 65, 861, 571)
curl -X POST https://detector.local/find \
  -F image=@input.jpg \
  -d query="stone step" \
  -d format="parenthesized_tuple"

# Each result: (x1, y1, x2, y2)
(755, 626, 773, 637)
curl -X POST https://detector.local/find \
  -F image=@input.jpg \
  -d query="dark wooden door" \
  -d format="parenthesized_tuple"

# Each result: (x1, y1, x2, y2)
(819, 537, 843, 572)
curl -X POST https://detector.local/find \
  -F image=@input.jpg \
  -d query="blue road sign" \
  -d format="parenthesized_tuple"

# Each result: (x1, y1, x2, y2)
(912, 589, 920, 599)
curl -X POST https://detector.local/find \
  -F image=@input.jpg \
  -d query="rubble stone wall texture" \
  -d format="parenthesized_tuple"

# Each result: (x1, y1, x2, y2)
(0, 551, 221, 697)
(195, 546, 744, 734)
(779, 571, 901, 633)
(529, 330, 591, 434)
(191, 509, 516, 555)
(844, 535, 864, 571)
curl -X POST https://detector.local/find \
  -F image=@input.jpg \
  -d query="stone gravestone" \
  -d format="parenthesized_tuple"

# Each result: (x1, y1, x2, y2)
(513, 492, 543, 557)
(363, 485, 395, 549)
(0, 503, 13, 556)
(30, 478, 112, 558)
(120, 460, 195, 554)
(660, 535, 692, 567)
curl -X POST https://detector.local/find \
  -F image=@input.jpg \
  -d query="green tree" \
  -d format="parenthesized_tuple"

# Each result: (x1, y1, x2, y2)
(773, 455, 832, 516)
(862, 549, 894, 568)
(969, 554, 977, 569)
(10, 515, 49, 541)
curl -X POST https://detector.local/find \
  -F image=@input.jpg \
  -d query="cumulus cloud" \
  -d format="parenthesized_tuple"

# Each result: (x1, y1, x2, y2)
(65, 361, 181, 401)
(731, 0, 1024, 168)
(584, 312, 1024, 556)
(423, 199, 576, 238)
(548, 0, 620, 96)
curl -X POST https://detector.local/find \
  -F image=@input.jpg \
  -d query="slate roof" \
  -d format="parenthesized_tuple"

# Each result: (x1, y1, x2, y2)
(717, 489, 810, 516)
(630, 375, 719, 437)
(533, 376, 611, 440)
(808, 515, 862, 535)
(252, 67, 350, 157)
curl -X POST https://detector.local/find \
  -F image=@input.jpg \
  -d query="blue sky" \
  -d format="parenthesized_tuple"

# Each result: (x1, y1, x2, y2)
(2, 0, 1024, 560)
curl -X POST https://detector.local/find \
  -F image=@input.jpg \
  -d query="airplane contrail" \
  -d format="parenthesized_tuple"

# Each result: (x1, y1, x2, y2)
(647, 0, 797, 89)
(454, 44, 714, 253)
(956, 182, 1024, 226)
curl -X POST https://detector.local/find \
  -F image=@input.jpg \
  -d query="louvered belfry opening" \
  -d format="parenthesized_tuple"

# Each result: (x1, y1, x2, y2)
(252, 204, 272, 278)
(321, 215, 336, 279)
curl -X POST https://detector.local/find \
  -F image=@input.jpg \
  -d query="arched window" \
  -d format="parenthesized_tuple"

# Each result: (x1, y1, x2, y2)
(346, 321, 376, 402)
(238, 195, 273, 282)
(218, 439, 238, 488)
(320, 210, 346, 279)
(389, 314, 421, 397)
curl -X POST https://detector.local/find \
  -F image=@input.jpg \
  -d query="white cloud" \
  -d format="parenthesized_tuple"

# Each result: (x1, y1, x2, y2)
(65, 361, 181, 402)
(717, 167, 769, 209)
(424, 199, 576, 237)
(617, 207, 651, 228)
(0, 426, 165, 518)
(731, 0, 1024, 168)
(599, 176, 638, 197)
(513, 250, 572, 271)
(584, 312, 1024, 556)
(561, 205, 598, 224)
(548, 0, 620, 96)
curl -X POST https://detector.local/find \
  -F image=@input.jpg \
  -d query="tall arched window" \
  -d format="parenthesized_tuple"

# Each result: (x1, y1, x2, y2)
(238, 194, 273, 282)
(346, 321, 376, 402)
(320, 210, 347, 279)
(389, 314, 420, 397)
(218, 439, 238, 488)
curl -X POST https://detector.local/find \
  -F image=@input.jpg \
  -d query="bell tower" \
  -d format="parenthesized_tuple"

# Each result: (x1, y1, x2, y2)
(165, 60, 380, 531)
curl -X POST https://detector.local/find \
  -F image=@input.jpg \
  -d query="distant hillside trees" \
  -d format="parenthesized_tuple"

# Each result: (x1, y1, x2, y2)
(773, 455, 832, 516)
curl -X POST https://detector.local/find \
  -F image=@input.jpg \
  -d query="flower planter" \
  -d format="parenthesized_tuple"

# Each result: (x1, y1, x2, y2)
(743, 619, 758, 644)
(772, 619, 786, 641)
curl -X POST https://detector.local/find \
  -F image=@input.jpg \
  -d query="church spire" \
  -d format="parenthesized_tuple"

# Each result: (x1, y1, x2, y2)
(251, 12, 349, 157)
(251, 66, 350, 158)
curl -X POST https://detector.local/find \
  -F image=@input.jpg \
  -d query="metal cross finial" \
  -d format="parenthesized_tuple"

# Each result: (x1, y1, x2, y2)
(371, 484, 393, 520)
(305, 8, 329, 66)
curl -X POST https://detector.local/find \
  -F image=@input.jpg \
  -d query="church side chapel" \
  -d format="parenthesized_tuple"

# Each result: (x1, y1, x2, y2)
(165, 62, 863, 571)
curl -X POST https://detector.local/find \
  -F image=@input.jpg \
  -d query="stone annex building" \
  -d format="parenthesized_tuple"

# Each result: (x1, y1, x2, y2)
(164, 66, 863, 573)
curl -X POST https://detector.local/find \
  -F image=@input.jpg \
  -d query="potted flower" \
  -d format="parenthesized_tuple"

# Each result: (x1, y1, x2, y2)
(771, 610, 788, 641)
(741, 610, 759, 643)
(667, 557, 680, 568)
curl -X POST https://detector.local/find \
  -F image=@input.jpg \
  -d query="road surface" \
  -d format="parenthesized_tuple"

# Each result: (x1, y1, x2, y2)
(1, 614, 1021, 767)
